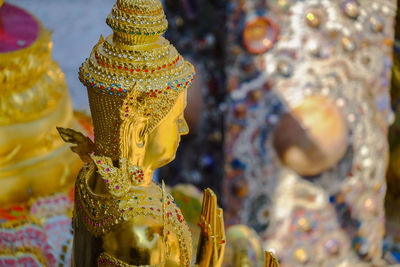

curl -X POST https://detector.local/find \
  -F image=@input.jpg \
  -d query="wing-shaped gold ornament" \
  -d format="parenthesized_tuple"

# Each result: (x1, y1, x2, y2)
(56, 127, 95, 163)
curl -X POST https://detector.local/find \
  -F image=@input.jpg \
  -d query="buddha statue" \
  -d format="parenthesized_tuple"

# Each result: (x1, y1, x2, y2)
(58, 0, 225, 266)
(0, 2, 82, 205)
(0, 2, 86, 265)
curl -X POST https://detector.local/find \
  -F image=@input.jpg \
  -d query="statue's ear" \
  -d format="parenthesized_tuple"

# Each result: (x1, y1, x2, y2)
(135, 117, 149, 148)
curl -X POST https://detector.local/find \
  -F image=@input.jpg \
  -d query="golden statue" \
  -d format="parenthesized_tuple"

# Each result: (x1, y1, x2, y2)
(58, 0, 225, 265)
(0, 2, 81, 205)
(0, 2, 86, 265)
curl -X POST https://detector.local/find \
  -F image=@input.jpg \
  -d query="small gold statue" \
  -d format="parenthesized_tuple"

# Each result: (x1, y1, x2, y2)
(58, 0, 225, 266)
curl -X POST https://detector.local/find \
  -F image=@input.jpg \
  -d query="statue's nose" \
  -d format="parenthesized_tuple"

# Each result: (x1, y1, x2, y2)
(179, 118, 189, 135)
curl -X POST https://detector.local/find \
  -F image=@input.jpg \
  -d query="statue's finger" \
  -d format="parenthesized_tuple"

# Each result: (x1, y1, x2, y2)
(217, 208, 225, 243)
(205, 189, 216, 235)
(203, 189, 212, 224)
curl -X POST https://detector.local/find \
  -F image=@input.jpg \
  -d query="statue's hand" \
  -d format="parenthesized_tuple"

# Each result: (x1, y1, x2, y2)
(56, 127, 95, 163)
(195, 188, 225, 267)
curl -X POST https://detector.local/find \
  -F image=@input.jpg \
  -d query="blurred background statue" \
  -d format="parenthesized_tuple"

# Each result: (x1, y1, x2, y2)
(0, 2, 89, 265)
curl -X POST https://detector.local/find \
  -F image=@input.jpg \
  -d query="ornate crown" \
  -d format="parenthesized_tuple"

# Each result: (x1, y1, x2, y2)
(79, 0, 195, 160)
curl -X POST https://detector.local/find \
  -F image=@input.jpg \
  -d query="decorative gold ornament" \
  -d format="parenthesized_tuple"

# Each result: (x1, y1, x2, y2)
(341, 0, 359, 19)
(59, 0, 225, 266)
(305, 9, 322, 28)
(242, 17, 278, 54)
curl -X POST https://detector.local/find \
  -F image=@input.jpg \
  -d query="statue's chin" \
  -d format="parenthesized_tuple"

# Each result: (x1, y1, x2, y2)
(160, 153, 177, 168)
(149, 149, 178, 171)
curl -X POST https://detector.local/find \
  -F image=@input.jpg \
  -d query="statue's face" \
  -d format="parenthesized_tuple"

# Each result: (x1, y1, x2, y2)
(143, 90, 188, 170)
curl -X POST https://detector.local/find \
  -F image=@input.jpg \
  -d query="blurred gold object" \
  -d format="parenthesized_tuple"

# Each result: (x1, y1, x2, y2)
(222, 225, 264, 267)
(273, 95, 348, 176)
(58, 0, 225, 265)
(0, 4, 81, 204)
(264, 251, 279, 267)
